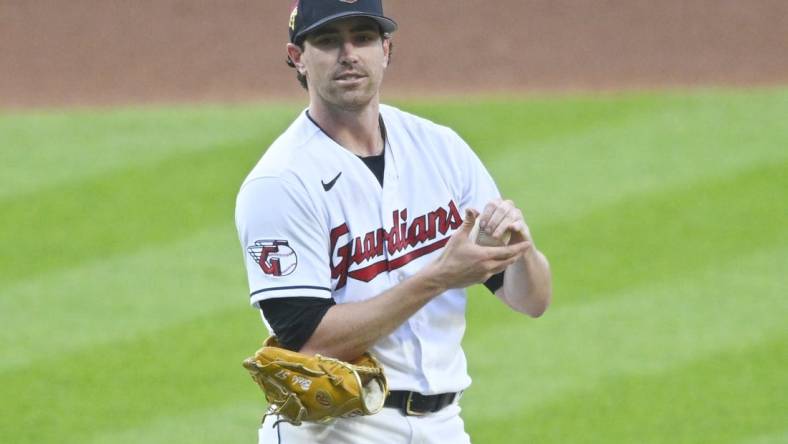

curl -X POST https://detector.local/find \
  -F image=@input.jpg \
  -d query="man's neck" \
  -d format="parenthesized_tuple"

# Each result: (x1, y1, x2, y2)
(308, 98, 384, 157)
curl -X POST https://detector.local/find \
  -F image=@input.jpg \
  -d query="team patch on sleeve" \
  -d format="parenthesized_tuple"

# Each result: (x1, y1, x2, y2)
(248, 240, 298, 277)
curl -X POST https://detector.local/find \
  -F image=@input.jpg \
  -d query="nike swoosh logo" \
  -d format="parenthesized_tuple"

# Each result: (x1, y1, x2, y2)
(321, 172, 342, 192)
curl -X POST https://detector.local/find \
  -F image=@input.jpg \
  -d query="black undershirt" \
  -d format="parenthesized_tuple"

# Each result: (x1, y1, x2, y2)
(358, 152, 385, 186)
(260, 112, 504, 351)
(258, 297, 335, 351)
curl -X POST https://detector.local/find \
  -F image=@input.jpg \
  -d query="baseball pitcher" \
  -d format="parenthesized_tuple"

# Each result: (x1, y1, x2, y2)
(235, 1, 552, 442)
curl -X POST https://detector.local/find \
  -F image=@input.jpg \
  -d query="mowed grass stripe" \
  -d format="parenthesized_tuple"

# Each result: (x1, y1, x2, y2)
(0, 225, 247, 372)
(0, 104, 301, 199)
(399, 88, 788, 153)
(463, 242, 786, 418)
(0, 307, 263, 444)
(0, 139, 262, 286)
(465, 334, 787, 444)
(397, 91, 675, 153)
(486, 91, 788, 223)
(739, 430, 788, 444)
(539, 160, 787, 305)
(84, 402, 262, 444)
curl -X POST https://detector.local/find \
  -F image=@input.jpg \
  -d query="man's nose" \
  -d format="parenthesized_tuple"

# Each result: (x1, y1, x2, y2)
(338, 40, 359, 64)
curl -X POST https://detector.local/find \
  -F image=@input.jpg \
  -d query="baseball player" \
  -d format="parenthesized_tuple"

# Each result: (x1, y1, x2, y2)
(235, 1, 552, 442)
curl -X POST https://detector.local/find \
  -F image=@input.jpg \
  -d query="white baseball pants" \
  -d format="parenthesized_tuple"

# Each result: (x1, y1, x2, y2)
(258, 404, 472, 444)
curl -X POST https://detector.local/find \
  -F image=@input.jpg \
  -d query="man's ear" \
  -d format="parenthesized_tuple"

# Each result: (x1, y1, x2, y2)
(382, 38, 391, 68)
(286, 43, 306, 74)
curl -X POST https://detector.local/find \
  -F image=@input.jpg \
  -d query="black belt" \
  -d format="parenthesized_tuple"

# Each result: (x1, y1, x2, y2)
(384, 390, 459, 416)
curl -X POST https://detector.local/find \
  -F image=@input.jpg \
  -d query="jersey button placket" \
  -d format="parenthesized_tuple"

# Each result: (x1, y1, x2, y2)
(380, 140, 403, 286)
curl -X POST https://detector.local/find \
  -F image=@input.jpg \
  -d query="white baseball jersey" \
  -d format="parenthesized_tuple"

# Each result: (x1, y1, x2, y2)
(235, 104, 501, 394)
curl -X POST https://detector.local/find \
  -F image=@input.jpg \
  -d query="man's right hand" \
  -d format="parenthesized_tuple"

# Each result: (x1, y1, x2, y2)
(423, 209, 529, 291)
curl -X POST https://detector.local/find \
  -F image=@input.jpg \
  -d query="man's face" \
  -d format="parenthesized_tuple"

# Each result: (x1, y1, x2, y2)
(289, 17, 390, 111)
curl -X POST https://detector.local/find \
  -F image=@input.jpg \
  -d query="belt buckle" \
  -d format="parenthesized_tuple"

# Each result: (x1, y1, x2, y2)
(405, 392, 426, 416)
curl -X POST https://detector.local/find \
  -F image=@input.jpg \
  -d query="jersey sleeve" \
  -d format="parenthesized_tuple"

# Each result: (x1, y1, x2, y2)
(450, 130, 502, 213)
(235, 176, 332, 306)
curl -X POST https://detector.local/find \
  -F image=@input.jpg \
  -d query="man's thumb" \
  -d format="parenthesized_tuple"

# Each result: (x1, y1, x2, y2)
(458, 209, 479, 237)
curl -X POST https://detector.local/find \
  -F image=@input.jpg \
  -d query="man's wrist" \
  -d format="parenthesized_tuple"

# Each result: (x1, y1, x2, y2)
(521, 245, 543, 268)
(411, 263, 449, 295)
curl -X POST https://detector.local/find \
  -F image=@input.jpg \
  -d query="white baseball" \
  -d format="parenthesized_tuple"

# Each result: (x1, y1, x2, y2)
(469, 217, 511, 247)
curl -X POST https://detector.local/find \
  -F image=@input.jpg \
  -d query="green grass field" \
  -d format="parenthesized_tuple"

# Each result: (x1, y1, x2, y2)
(1, 88, 786, 443)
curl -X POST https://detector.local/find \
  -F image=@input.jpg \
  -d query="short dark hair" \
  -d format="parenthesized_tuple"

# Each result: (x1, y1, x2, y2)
(286, 33, 393, 90)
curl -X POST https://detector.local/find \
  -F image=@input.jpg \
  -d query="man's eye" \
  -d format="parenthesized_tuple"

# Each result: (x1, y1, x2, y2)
(315, 36, 337, 45)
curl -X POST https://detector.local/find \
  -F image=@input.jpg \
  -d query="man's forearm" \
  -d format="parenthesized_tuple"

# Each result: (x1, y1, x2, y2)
(299, 265, 446, 361)
(499, 247, 552, 317)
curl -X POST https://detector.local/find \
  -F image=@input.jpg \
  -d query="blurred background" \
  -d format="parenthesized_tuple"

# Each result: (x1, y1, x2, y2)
(1, 1, 786, 443)
(3, 0, 788, 107)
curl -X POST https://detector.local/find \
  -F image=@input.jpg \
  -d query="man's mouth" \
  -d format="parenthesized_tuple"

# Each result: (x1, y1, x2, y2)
(335, 72, 366, 81)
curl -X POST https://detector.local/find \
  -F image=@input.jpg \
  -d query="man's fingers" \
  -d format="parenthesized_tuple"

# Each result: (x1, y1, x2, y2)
(487, 251, 525, 274)
(481, 241, 530, 260)
(493, 215, 517, 239)
(506, 220, 531, 242)
(479, 199, 501, 229)
(483, 202, 511, 233)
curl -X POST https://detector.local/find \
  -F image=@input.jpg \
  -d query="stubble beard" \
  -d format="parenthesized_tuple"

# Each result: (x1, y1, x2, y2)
(319, 70, 384, 112)
(333, 87, 377, 111)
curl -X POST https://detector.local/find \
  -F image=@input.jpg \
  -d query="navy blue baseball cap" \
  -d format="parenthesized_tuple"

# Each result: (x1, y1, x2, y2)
(288, 0, 398, 44)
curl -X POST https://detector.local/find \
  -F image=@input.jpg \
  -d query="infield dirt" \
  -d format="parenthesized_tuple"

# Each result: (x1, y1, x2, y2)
(1, 0, 786, 108)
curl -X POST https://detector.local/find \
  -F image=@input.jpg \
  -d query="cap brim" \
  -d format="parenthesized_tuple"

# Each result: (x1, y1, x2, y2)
(293, 12, 398, 43)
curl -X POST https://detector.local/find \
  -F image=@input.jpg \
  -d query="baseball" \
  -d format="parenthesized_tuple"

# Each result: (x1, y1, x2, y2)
(469, 217, 511, 247)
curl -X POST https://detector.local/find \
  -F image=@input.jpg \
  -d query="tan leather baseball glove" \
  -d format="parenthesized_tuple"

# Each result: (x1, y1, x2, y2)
(242, 337, 388, 425)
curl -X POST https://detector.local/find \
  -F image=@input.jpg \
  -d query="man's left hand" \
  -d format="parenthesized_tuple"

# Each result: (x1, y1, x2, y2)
(478, 198, 533, 255)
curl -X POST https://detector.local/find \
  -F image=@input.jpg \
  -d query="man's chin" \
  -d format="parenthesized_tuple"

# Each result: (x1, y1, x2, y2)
(332, 91, 376, 111)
